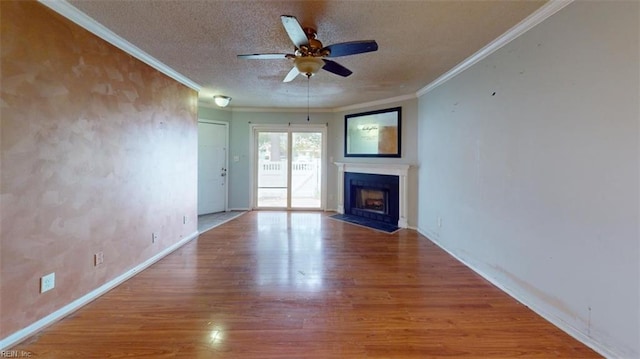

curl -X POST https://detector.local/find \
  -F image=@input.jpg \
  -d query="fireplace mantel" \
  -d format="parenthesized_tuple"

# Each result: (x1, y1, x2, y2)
(335, 162, 410, 228)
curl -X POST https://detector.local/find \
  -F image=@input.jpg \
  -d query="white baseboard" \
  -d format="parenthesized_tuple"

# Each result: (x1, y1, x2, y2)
(415, 227, 620, 359)
(228, 207, 251, 211)
(0, 231, 199, 350)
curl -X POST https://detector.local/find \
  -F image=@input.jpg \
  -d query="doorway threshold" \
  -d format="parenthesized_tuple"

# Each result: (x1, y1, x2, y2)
(198, 211, 246, 234)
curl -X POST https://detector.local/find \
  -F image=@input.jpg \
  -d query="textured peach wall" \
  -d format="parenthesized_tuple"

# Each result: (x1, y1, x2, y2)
(0, 1, 198, 338)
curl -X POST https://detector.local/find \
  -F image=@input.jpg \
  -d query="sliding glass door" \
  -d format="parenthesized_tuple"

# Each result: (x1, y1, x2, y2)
(254, 126, 325, 210)
(256, 131, 289, 207)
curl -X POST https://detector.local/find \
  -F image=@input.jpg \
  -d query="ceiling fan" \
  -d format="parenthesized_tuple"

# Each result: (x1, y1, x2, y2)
(237, 15, 378, 82)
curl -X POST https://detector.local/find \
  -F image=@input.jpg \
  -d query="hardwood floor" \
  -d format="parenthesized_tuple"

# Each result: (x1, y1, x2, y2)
(14, 211, 600, 358)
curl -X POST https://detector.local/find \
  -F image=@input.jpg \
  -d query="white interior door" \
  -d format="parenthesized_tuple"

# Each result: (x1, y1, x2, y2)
(198, 121, 227, 215)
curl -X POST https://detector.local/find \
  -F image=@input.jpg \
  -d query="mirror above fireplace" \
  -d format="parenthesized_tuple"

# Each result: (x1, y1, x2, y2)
(344, 107, 401, 158)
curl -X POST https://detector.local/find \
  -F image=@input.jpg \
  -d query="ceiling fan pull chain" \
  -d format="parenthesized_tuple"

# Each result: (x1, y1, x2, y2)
(307, 76, 310, 122)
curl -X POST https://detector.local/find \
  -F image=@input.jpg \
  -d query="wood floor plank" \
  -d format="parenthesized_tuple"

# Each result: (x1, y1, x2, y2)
(12, 211, 601, 358)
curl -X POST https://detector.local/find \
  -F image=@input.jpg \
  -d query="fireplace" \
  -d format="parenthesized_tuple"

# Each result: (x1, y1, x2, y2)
(335, 163, 410, 228)
(344, 172, 399, 225)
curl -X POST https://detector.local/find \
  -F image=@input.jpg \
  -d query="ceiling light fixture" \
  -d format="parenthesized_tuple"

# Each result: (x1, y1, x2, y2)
(294, 57, 324, 78)
(213, 95, 231, 108)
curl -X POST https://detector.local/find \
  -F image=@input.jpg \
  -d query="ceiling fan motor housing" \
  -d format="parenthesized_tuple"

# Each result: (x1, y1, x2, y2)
(300, 28, 328, 57)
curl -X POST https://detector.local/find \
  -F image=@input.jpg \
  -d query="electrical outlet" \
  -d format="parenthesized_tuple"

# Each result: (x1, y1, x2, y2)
(41, 272, 55, 293)
(152, 232, 158, 243)
(183, 215, 188, 224)
(94, 252, 104, 266)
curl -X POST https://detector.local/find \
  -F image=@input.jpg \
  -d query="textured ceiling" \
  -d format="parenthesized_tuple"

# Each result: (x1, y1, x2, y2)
(67, 0, 547, 110)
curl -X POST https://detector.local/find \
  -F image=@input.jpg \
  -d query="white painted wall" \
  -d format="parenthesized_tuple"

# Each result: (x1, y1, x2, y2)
(198, 105, 232, 123)
(417, 2, 639, 357)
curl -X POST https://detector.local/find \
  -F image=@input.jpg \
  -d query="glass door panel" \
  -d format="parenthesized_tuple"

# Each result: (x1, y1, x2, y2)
(291, 132, 322, 208)
(253, 126, 325, 210)
(257, 132, 288, 208)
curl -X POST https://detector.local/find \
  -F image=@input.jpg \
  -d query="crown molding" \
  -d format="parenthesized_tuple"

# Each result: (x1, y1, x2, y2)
(333, 94, 416, 113)
(198, 101, 233, 111)
(210, 93, 417, 113)
(416, 0, 573, 97)
(38, 0, 201, 92)
(40, 0, 571, 110)
(229, 107, 334, 113)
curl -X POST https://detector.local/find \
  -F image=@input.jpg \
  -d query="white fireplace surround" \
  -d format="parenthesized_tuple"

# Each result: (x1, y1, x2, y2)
(335, 162, 410, 228)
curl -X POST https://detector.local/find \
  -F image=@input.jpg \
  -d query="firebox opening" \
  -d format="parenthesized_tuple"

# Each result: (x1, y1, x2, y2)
(356, 188, 387, 214)
(344, 172, 399, 225)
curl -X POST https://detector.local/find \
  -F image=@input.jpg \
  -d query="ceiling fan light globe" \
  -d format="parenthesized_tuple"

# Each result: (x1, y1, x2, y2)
(294, 57, 324, 77)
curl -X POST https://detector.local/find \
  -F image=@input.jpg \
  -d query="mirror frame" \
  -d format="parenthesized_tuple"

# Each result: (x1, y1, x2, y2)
(344, 106, 402, 158)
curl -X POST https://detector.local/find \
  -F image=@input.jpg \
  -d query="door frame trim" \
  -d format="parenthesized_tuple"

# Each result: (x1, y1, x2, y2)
(198, 119, 229, 213)
(249, 124, 327, 210)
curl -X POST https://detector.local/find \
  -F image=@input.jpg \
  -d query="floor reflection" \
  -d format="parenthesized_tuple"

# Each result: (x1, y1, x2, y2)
(255, 212, 324, 292)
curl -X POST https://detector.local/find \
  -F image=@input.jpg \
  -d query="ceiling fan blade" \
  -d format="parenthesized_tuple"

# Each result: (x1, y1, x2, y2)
(283, 66, 300, 82)
(237, 53, 291, 60)
(323, 40, 378, 58)
(322, 59, 353, 77)
(281, 15, 309, 48)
